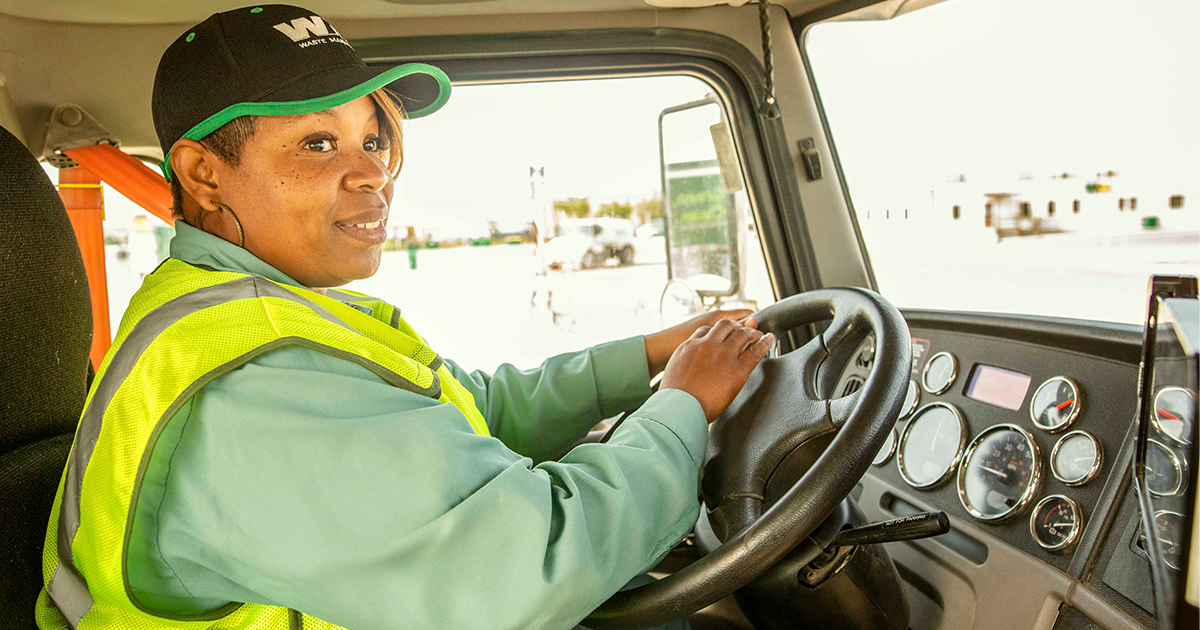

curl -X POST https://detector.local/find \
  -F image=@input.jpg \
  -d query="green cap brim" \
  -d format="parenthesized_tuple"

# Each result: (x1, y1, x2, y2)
(159, 62, 450, 182)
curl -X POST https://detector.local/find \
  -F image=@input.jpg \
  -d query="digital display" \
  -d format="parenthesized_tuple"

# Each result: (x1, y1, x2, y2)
(966, 364, 1032, 411)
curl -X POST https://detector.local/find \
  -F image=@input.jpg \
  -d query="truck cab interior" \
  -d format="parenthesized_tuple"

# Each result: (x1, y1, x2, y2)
(1, 1, 1197, 629)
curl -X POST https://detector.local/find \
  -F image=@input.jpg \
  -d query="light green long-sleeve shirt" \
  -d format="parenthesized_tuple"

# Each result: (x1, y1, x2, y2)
(124, 222, 707, 630)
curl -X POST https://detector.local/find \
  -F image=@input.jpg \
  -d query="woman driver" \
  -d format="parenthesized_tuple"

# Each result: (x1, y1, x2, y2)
(36, 5, 773, 630)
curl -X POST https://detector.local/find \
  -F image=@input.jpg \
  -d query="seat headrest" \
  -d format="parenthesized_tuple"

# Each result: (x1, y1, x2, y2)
(0, 125, 92, 453)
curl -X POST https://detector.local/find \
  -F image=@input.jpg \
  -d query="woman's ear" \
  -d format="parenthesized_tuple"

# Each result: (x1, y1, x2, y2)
(170, 139, 221, 213)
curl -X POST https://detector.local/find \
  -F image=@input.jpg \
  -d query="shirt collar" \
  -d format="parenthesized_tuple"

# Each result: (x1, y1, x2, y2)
(169, 221, 307, 290)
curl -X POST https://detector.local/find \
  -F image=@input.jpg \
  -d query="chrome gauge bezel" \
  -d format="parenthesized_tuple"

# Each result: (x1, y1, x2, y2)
(1029, 376, 1084, 433)
(897, 402, 968, 489)
(1050, 430, 1104, 487)
(1152, 386, 1195, 445)
(1146, 439, 1187, 497)
(900, 379, 921, 419)
(921, 351, 958, 395)
(1029, 494, 1083, 552)
(956, 423, 1044, 523)
(1152, 510, 1186, 571)
(873, 428, 898, 467)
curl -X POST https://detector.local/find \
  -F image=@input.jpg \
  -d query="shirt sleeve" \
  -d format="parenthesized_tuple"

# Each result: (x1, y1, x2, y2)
(444, 335, 654, 462)
(127, 344, 707, 630)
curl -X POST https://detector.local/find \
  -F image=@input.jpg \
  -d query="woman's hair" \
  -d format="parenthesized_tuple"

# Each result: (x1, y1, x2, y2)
(170, 87, 407, 218)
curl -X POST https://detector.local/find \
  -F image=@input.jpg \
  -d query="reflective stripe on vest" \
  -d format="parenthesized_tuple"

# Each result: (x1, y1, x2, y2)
(37, 259, 489, 629)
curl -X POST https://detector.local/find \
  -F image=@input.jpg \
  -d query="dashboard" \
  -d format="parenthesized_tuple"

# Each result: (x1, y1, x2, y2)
(830, 310, 1195, 630)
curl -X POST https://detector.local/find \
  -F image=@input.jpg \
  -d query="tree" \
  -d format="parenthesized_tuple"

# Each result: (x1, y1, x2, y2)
(634, 195, 662, 224)
(552, 197, 591, 218)
(598, 201, 633, 219)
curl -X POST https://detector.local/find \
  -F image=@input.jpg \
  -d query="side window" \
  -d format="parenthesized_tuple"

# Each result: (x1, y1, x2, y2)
(805, 0, 1199, 324)
(344, 76, 775, 371)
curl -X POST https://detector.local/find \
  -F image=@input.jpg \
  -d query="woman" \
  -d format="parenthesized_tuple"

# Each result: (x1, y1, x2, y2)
(37, 6, 773, 630)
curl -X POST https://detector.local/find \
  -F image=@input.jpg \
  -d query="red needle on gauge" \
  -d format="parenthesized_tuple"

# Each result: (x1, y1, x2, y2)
(1157, 408, 1181, 422)
(1056, 399, 1075, 411)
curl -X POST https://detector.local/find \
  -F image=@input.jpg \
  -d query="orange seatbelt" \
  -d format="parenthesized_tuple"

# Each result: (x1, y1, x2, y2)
(64, 144, 172, 223)
(57, 166, 111, 368)
(56, 144, 172, 366)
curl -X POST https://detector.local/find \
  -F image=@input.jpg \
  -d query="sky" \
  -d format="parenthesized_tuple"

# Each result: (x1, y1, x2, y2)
(805, 0, 1200, 215)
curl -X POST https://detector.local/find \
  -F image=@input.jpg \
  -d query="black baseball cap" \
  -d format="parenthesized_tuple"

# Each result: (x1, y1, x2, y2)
(153, 4, 451, 181)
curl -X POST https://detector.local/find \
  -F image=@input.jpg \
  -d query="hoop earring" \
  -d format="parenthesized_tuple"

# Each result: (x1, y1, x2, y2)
(214, 203, 246, 248)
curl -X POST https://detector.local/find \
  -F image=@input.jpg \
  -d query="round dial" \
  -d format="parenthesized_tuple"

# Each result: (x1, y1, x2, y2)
(1153, 387, 1195, 445)
(898, 403, 967, 489)
(1152, 511, 1186, 571)
(921, 352, 958, 395)
(958, 424, 1043, 522)
(1145, 440, 1186, 496)
(873, 428, 897, 466)
(1030, 495, 1083, 552)
(900, 379, 921, 419)
(1030, 376, 1083, 433)
(1051, 431, 1103, 486)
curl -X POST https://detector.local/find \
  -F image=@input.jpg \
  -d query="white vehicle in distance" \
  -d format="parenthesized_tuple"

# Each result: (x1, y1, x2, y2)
(544, 218, 637, 270)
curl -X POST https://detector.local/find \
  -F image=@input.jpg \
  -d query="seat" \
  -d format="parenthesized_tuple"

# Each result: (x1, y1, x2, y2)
(0, 124, 93, 628)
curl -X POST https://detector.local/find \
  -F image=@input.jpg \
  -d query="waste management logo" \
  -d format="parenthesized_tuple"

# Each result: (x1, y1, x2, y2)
(273, 16, 350, 49)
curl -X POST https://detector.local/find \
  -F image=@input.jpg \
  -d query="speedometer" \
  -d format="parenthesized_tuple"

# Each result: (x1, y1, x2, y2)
(898, 402, 967, 489)
(958, 424, 1043, 522)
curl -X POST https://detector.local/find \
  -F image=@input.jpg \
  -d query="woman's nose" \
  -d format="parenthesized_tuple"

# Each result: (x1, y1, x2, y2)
(342, 150, 390, 193)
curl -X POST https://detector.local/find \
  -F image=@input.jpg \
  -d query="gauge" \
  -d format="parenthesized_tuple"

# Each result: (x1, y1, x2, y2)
(873, 428, 897, 466)
(900, 379, 921, 419)
(1152, 511, 1186, 571)
(1030, 495, 1083, 552)
(898, 402, 967, 489)
(1050, 431, 1103, 486)
(1153, 387, 1195, 445)
(921, 352, 958, 395)
(1145, 439, 1186, 496)
(957, 424, 1042, 522)
(1139, 511, 1187, 571)
(1030, 376, 1083, 433)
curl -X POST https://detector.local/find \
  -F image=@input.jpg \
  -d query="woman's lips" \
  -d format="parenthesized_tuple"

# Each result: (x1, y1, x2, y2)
(336, 219, 387, 244)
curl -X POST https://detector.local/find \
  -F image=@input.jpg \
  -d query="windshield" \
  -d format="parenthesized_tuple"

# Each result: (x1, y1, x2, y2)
(806, 0, 1199, 324)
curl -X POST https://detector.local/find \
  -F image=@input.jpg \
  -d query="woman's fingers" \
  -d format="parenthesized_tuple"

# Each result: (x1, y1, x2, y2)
(742, 332, 775, 363)
(706, 317, 739, 342)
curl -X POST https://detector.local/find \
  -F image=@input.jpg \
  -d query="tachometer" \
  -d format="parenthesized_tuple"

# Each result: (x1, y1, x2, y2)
(1030, 376, 1083, 433)
(958, 424, 1043, 522)
(1153, 387, 1195, 445)
(898, 402, 967, 489)
(1029, 495, 1083, 552)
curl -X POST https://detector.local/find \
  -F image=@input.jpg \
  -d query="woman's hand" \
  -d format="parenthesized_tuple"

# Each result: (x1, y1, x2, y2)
(644, 309, 754, 378)
(659, 318, 775, 423)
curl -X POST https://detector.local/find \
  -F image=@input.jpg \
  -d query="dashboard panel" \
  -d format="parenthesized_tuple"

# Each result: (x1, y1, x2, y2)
(829, 310, 1173, 630)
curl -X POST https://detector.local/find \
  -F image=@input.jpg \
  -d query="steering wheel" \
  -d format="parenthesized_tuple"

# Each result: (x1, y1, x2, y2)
(583, 288, 911, 629)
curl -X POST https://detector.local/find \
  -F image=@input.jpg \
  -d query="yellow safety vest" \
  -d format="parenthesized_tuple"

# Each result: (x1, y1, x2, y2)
(36, 258, 490, 630)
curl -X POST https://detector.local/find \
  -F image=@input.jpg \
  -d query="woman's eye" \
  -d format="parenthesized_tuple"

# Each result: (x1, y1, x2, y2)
(305, 138, 335, 152)
(364, 138, 385, 153)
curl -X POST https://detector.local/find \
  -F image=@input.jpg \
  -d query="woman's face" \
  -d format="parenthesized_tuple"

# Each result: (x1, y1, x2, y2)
(208, 95, 394, 288)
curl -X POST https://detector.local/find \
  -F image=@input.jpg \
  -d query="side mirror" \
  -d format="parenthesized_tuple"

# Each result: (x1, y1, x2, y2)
(658, 96, 746, 300)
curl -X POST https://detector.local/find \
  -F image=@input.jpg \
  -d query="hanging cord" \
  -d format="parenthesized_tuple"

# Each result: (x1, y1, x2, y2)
(758, 0, 782, 119)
